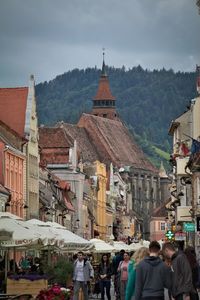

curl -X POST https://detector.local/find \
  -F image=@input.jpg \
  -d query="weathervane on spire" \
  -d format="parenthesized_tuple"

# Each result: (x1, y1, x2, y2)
(102, 47, 106, 76)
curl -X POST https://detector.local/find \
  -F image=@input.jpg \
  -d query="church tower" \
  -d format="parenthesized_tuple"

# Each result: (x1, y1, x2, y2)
(91, 53, 118, 120)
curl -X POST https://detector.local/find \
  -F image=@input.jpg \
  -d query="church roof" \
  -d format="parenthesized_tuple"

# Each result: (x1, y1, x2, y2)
(0, 87, 28, 137)
(151, 198, 171, 218)
(93, 74, 115, 101)
(78, 113, 157, 172)
(57, 123, 100, 163)
(40, 114, 157, 172)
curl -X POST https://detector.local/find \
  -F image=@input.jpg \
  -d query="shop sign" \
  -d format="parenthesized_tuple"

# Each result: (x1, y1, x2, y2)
(183, 222, 195, 232)
(165, 230, 174, 240)
(175, 232, 186, 241)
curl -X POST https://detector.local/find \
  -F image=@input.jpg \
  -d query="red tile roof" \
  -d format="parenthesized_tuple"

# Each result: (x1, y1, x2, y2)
(0, 87, 28, 137)
(93, 76, 115, 100)
(64, 196, 75, 212)
(39, 127, 71, 148)
(78, 114, 157, 172)
(39, 115, 157, 172)
(57, 123, 100, 163)
(152, 198, 171, 218)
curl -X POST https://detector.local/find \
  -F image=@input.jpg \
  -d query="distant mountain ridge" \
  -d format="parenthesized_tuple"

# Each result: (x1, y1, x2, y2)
(35, 66, 197, 169)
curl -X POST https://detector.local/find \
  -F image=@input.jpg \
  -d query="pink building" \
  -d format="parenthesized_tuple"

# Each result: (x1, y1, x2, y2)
(150, 203, 167, 241)
(0, 121, 26, 218)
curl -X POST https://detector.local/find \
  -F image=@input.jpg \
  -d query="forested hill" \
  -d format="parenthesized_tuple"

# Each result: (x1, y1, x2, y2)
(36, 66, 197, 169)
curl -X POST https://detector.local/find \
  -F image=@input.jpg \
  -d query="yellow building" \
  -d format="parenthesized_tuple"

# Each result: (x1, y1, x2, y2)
(94, 161, 107, 240)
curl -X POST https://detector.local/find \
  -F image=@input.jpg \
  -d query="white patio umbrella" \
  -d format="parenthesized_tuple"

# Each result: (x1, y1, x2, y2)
(142, 240, 150, 247)
(0, 216, 40, 248)
(0, 212, 22, 220)
(113, 241, 130, 252)
(90, 238, 115, 253)
(129, 242, 144, 251)
(45, 221, 93, 251)
(25, 219, 64, 247)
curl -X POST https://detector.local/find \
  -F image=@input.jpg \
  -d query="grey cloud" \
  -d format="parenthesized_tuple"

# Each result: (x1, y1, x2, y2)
(0, 0, 199, 86)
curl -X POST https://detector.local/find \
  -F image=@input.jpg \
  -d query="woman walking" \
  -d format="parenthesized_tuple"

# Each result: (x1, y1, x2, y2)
(117, 252, 130, 300)
(125, 247, 149, 300)
(98, 254, 112, 300)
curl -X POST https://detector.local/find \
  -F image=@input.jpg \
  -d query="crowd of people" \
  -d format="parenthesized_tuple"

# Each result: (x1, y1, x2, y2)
(72, 241, 200, 300)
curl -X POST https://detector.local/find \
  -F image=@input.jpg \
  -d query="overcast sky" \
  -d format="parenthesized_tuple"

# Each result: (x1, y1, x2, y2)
(0, 0, 200, 87)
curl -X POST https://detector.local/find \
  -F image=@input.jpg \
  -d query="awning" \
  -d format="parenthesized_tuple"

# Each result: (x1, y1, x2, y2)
(64, 197, 75, 212)
(59, 180, 70, 190)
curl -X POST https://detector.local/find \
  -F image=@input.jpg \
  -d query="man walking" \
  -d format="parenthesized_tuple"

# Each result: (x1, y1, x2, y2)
(73, 251, 94, 300)
(162, 242, 194, 300)
(134, 240, 171, 300)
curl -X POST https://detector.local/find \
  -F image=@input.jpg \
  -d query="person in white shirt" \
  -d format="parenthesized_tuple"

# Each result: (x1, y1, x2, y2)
(73, 251, 94, 300)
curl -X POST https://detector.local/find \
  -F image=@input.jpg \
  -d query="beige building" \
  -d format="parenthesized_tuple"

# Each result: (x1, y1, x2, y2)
(168, 68, 200, 249)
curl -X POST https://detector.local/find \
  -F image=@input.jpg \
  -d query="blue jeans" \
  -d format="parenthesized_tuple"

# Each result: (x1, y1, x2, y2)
(99, 280, 111, 300)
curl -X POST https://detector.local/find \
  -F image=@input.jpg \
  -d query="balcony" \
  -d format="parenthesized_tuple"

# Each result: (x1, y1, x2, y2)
(176, 157, 191, 175)
(176, 205, 192, 222)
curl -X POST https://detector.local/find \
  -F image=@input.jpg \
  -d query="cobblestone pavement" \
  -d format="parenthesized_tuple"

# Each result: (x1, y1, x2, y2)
(89, 282, 170, 300)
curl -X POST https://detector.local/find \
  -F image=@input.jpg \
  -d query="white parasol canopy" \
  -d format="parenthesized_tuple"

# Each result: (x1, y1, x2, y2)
(90, 238, 115, 253)
(112, 241, 130, 251)
(129, 240, 150, 251)
(25, 219, 64, 247)
(0, 215, 40, 248)
(0, 212, 22, 220)
(45, 221, 93, 251)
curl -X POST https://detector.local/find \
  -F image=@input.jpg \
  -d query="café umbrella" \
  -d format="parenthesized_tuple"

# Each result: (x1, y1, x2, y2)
(90, 238, 115, 253)
(25, 219, 64, 247)
(0, 216, 40, 248)
(45, 221, 93, 251)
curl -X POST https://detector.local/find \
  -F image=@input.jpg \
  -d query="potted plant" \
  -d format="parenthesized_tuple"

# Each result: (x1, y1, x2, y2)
(36, 284, 70, 300)
(44, 257, 73, 287)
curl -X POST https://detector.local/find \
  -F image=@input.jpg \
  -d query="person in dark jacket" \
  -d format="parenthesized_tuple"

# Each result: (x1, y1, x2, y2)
(184, 246, 199, 300)
(112, 249, 125, 300)
(98, 254, 112, 300)
(134, 241, 171, 300)
(162, 242, 194, 300)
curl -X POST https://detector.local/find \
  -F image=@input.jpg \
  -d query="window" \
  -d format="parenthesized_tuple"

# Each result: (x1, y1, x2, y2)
(160, 222, 165, 231)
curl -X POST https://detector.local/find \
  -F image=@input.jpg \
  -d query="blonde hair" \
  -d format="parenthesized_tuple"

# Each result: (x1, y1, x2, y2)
(132, 247, 149, 266)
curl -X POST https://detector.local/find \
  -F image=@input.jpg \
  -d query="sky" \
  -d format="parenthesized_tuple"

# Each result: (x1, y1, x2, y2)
(0, 0, 200, 87)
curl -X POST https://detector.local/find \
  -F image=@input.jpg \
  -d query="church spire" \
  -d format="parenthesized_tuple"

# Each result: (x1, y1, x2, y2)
(91, 52, 118, 120)
(101, 50, 106, 76)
